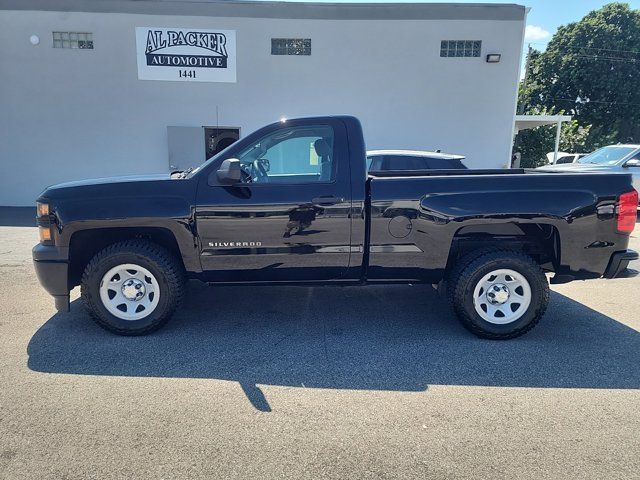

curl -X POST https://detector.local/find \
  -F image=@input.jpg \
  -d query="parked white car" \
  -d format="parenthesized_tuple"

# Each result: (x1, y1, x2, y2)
(545, 152, 587, 165)
(538, 145, 640, 197)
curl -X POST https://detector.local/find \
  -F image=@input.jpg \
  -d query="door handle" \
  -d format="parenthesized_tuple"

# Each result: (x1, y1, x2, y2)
(311, 196, 343, 206)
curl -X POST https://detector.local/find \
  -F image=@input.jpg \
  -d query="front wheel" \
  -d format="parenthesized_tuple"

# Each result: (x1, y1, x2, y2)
(81, 240, 185, 335)
(448, 250, 549, 339)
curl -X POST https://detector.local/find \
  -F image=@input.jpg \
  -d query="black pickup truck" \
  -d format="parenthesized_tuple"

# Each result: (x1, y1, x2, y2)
(33, 116, 638, 339)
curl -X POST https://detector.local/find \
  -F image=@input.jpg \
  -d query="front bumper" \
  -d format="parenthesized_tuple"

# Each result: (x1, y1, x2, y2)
(32, 244, 70, 312)
(603, 249, 639, 279)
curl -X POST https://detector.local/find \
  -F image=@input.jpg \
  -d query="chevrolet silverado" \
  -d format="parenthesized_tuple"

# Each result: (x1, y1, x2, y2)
(33, 116, 638, 339)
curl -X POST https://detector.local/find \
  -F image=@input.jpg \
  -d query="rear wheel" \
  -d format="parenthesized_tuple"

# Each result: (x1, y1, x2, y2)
(81, 240, 185, 335)
(448, 250, 549, 339)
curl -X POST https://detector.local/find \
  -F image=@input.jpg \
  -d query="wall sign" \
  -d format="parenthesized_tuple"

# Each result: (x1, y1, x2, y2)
(135, 27, 236, 82)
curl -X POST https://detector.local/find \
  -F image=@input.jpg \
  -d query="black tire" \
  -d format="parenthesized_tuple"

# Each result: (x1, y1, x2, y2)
(80, 240, 185, 335)
(447, 249, 549, 340)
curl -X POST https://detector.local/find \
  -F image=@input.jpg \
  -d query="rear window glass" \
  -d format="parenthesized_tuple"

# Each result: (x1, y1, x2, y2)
(425, 158, 466, 169)
(381, 156, 427, 170)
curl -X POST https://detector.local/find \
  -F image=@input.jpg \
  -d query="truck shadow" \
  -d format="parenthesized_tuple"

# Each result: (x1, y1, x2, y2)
(27, 282, 640, 411)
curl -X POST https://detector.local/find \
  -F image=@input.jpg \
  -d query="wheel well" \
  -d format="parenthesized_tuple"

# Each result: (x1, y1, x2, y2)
(446, 223, 560, 274)
(68, 227, 185, 287)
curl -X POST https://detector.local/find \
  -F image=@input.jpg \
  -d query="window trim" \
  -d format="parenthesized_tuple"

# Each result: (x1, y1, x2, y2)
(239, 175, 337, 187)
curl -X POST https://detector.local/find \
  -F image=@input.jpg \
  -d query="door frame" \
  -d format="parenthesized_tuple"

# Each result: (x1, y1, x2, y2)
(193, 117, 354, 282)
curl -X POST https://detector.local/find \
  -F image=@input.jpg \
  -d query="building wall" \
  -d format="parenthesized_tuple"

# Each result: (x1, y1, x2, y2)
(0, 9, 524, 205)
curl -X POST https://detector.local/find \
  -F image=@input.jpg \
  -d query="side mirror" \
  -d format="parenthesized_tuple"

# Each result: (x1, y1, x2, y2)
(623, 158, 640, 168)
(215, 158, 242, 184)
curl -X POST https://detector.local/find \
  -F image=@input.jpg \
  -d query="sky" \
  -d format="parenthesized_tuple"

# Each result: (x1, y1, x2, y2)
(508, 0, 640, 74)
(515, 0, 640, 49)
(256, 0, 640, 74)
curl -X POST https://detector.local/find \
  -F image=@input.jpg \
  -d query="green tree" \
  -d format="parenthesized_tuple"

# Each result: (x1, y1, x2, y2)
(520, 2, 640, 146)
(514, 107, 592, 168)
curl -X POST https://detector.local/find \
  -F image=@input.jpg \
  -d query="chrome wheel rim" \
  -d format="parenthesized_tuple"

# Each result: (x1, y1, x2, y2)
(473, 268, 531, 325)
(99, 264, 160, 321)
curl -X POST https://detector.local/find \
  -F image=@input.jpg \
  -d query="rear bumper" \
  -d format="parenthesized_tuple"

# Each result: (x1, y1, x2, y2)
(32, 244, 70, 312)
(603, 249, 638, 279)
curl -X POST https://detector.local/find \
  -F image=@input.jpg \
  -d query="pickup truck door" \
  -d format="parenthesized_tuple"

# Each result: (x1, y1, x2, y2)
(194, 119, 353, 282)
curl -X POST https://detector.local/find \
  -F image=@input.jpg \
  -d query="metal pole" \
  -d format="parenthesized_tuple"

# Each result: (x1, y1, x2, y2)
(553, 120, 562, 163)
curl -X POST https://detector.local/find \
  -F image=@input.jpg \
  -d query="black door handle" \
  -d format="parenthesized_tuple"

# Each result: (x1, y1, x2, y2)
(311, 196, 343, 206)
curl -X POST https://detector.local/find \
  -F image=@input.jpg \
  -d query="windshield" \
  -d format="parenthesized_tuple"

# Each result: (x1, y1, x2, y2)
(577, 146, 636, 165)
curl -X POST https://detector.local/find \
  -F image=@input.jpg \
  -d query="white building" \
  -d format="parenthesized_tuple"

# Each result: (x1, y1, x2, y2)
(0, 0, 527, 206)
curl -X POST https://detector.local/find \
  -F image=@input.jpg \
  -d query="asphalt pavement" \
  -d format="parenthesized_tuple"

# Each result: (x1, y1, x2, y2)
(1, 208, 639, 479)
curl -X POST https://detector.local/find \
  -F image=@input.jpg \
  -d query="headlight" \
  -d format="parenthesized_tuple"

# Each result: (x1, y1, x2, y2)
(36, 202, 53, 244)
(38, 226, 52, 242)
(36, 202, 49, 217)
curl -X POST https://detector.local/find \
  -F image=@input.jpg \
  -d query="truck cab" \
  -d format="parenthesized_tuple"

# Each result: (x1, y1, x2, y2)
(192, 116, 366, 282)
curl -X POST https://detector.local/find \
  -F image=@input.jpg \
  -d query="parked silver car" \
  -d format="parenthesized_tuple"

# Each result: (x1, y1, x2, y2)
(538, 144, 640, 196)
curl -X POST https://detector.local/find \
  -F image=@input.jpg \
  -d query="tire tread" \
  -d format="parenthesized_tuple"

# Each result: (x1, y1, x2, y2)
(80, 239, 185, 335)
(448, 249, 549, 340)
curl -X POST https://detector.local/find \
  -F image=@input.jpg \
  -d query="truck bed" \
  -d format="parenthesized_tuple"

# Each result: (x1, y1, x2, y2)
(365, 170, 635, 282)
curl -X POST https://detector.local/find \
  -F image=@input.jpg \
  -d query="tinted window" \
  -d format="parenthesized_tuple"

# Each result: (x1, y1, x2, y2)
(371, 155, 466, 170)
(555, 155, 575, 164)
(381, 156, 428, 170)
(425, 158, 466, 169)
(236, 125, 335, 184)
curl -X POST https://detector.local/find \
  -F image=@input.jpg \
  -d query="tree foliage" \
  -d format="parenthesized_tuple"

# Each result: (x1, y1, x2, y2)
(514, 107, 592, 168)
(515, 3, 640, 165)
